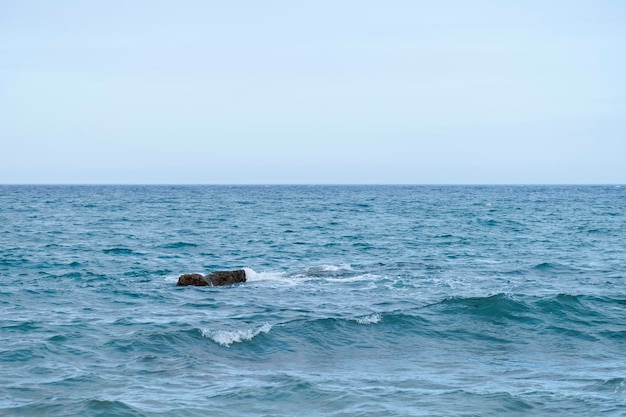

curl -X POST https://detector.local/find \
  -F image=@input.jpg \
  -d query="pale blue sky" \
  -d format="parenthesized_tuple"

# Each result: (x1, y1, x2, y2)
(1, 1, 624, 184)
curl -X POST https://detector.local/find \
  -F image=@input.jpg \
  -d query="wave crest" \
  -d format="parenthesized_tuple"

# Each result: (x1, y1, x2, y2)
(202, 323, 272, 347)
(354, 313, 382, 324)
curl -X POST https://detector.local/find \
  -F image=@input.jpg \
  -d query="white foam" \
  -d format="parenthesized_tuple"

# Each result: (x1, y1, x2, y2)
(324, 273, 377, 283)
(317, 263, 353, 272)
(164, 274, 181, 283)
(202, 323, 272, 347)
(243, 268, 311, 286)
(242, 268, 284, 282)
(304, 263, 354, 275)
(354, 313, 382, 325)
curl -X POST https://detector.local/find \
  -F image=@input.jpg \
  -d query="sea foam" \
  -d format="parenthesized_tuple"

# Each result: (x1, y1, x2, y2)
(242, 268, 283, 282)
(202, 323, 272, 347)
(243, 268, 311, 286)
(354, 313, 382, 325)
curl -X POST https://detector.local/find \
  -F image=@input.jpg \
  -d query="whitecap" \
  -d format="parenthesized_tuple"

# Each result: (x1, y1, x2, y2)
(354, 313, 382, 325)
(202, 323, 272, 347)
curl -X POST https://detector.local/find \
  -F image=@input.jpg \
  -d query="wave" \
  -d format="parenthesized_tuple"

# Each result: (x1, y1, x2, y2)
(419, 293, 626, 345)
(159, 241, 199, 249)
(102, 247, 141, 256)
(202, 323, 272, 347)
(433, 293, 625, 321)
(225, 294, 596, 349)
(530, 261, 581, 274)
(436, 293, 532, 321)
(2, 398, 144, 417)
(585, 377, 626, 394)
(113, 293, 626, 354)
(352, 313, 382, 325)
(532, 293, 625, 319)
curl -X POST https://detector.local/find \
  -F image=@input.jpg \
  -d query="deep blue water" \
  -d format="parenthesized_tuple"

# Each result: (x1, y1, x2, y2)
(1, 185, 625, 416)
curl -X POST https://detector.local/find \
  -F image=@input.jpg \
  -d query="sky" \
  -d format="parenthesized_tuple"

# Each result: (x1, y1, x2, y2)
(1, 1, 625, 184)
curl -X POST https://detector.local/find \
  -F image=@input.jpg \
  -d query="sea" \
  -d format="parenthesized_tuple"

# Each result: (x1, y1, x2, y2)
(0, 185, 625, 416)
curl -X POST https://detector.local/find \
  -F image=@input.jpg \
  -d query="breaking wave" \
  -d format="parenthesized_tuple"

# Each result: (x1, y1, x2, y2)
(202, 323, 272, 347)
(353, 313, 382, 324)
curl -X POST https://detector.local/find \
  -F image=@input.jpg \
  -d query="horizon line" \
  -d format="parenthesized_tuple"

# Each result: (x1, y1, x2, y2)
(1, 183, 623, 187)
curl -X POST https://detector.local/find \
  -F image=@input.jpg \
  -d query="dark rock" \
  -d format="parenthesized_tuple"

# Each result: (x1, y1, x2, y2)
(177, 273, 210, 286)
(206, 269, 246, 286)
(176, 270, 246, 286)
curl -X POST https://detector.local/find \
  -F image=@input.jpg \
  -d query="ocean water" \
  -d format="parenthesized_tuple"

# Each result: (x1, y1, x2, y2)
(1, 185, 625, 416)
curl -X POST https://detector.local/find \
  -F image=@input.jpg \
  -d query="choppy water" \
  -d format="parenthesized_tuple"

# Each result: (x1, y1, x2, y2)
(1, 185, 625, 416)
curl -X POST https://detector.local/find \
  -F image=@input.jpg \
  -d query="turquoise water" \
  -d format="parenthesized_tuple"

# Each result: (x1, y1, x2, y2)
(1, 185, 625, 416)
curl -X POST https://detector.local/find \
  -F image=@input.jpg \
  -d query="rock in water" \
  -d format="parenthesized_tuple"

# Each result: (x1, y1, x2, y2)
(177, 273, 210, 286)
(206, 269, 246, 286)
(176, 270, 246, 286)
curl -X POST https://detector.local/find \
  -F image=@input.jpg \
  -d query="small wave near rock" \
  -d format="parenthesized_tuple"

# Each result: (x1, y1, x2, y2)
(242, 268, 284, 282)
(202, 323, 272, 347)
(244, 266, 377, 287)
